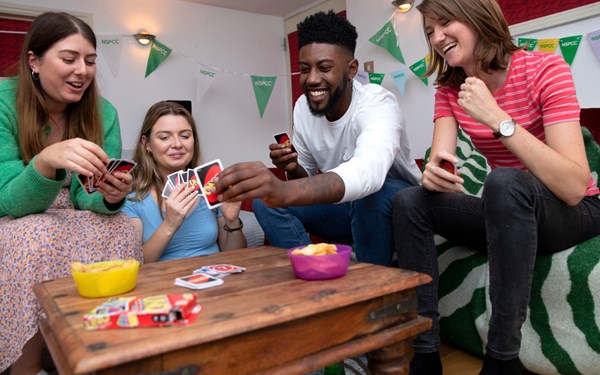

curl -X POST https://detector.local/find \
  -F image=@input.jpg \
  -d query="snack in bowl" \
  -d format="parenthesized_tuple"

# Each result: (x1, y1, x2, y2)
(287, 243, 351, 280)
(70, 259, 140, 298)
(291, 243, 337, 256)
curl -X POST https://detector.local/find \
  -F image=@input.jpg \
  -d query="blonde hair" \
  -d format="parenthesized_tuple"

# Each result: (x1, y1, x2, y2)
(130, 101, 201, 212)
(417, 0, 520, 88)
(16, 12, 103, 164)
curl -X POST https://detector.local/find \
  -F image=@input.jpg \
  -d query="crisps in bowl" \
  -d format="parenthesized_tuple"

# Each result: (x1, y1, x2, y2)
(291, 243, 337, 256)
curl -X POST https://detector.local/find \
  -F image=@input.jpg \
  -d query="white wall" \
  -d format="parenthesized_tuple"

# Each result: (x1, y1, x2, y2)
(346, 0, 600, 159)
(4, 0, 291, 167)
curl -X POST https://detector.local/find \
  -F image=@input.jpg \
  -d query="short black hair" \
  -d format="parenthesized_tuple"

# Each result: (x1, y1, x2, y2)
(297, 10, 357, 55)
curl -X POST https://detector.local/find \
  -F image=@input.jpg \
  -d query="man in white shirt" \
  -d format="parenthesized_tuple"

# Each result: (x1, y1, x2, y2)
(212, 10, 421, 266)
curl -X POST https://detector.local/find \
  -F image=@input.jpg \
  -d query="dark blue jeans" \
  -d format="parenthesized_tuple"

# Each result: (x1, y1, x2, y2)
(392, 168, 600, 360)
(253, 176, 413, 266)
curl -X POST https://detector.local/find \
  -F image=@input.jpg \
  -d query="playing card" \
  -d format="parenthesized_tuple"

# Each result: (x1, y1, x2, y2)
(273, 132, 296, 153)
(440, 160, 456, 174)
(188, 168, 201, 192)
(193, 264, 246, 278)
(110, 159, 137, 175)
(174, 273, 224, 290)
(194, 159, 223, 209)
(76, 173, 96, 194)
(161, 180, 175, 198)
(168, 171, 184, 188)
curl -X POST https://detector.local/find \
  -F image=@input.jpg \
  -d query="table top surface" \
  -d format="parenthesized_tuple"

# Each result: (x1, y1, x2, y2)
(34, 246, 431, 373)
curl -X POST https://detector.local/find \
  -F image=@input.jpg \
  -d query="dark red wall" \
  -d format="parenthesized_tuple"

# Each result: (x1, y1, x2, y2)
(497, 0, 599, 25)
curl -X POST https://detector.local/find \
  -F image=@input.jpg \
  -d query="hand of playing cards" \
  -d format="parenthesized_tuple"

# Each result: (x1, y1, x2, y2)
(76, 158, 137, 194)
(162, 159, 224, 209)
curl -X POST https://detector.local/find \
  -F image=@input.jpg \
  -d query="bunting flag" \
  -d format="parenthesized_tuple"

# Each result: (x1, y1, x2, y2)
(409, 57, 428, 86)
(559, 35, 582, 65)
(251, 75, 277, 118)
(368, 72, 385, 85)
(391, 69, 407, 96)
(355, 70, 369, 85)
(587, 30, 600, 63)
(368, 21, 405, 64)
(518, 38, 538, 51)
(97, 35, 122, 78)
(145, 39, 172, 78)
(537, 38, 559, 53)
(196, 65, 217, 102)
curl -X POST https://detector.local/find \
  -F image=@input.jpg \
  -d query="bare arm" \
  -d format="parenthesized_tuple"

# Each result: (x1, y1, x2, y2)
(459, 77, 589, 205)
(212, 161, 345, 208)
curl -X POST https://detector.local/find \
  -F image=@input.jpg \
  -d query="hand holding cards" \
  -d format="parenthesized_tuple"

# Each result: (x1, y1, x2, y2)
(77, 158, 137, 194)
(162, 159, 224, 209)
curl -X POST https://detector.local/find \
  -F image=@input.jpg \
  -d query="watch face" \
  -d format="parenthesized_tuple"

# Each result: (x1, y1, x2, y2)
(500, 120, 516, 137)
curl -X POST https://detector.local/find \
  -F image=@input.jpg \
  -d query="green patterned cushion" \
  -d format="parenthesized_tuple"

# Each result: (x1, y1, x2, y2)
(434, 127, 600, 374)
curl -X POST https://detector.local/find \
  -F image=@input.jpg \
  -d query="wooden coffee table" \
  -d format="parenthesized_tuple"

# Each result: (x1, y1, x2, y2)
(34, 246, 431, 375)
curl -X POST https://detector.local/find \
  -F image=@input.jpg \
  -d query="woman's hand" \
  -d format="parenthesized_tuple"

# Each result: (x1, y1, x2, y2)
(162, 183, 199, 231)
(35, 138, 110, 180)
(421, 150, 463, 193)
(457, 77, 507, 129)
(96, 170, 134, 204)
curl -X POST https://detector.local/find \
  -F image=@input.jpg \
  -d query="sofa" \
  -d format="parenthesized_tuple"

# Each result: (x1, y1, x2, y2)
(435, 108, 600, 375)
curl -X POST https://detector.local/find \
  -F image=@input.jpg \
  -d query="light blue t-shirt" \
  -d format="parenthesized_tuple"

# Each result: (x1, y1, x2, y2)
(123, 193, 221, 261)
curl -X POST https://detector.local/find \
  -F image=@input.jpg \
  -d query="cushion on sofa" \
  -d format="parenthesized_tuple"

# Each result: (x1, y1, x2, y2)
(434, 126, 600, 375)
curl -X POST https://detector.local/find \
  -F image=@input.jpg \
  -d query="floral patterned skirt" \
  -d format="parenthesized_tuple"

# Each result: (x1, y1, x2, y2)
(0, 187, 142, 371)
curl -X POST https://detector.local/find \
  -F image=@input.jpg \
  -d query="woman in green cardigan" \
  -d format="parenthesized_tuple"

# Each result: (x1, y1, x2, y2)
(0, 12, 142, 375)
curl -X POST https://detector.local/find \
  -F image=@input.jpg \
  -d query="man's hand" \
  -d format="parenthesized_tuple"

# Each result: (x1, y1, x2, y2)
(269, 143, 298, 173)
(212, 162, 288, 207)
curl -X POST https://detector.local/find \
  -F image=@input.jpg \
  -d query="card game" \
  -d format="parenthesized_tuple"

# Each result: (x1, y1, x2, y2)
(77, 158, 137, 194)
(274, 132, 296, 153)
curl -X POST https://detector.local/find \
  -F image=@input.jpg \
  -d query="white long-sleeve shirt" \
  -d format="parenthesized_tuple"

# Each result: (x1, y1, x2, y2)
(293, 80, 421, 203)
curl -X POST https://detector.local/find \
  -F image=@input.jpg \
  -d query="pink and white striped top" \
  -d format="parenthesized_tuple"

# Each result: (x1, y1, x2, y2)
(434, 49, 599, 196)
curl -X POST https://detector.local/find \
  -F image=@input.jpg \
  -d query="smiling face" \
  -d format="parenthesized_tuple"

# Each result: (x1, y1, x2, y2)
(143, 114, 195, 177)
(298, 43, 357, 121)
(28, 33, 97, 113)
(424, 16, 478, 74)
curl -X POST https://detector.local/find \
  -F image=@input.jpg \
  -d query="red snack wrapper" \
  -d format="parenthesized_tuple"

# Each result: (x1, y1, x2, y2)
(83, 293, 201, 330)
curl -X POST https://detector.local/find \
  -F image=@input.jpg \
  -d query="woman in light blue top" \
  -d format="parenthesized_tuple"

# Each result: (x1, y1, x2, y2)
(124, 101, 246, 262)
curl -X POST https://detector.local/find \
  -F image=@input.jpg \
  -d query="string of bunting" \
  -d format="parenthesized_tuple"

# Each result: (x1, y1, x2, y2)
(3, 13, 599, 117)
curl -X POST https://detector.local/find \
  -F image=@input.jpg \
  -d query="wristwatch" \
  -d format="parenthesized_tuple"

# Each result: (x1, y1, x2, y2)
(493, 119, 516, 139)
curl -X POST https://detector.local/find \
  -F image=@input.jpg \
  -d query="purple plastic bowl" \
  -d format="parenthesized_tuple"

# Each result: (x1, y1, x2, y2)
(287, 244, 352, 281)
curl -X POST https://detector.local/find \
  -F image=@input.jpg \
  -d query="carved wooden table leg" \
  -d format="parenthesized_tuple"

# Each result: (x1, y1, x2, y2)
(366, 338, 414, 375)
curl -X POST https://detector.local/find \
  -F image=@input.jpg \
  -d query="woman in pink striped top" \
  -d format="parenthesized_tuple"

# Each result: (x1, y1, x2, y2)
(392, 0, 600, 374)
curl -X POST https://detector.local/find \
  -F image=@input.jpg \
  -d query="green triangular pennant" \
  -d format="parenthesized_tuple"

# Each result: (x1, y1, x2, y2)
(368, 21, 405, 64)
(559, 35, 582, 65)
(409, 58, 428, 86)
(251, 75, 277, 118)
(518, 38, 537, 51)
(368, 72, 385, 85)
(145, 40, 172, 78)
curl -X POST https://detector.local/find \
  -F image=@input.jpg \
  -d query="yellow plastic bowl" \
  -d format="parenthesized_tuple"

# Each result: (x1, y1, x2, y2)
(71, 259, 139, 298)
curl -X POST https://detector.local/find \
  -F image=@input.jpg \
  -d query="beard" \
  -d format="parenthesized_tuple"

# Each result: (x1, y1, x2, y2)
(304, 73, 349, 118)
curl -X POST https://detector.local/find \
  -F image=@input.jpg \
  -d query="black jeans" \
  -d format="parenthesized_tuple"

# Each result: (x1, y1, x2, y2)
(392, 168, 600, 360)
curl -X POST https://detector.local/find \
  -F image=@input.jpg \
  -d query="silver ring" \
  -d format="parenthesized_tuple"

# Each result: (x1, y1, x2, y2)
(430, 166, 436, 173)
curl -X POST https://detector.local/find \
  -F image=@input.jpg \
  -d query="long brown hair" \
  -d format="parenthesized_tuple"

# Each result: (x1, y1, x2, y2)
(130, 101, 201, 212)
(16, 12, 103, 164)
(417, 0, 520, 88)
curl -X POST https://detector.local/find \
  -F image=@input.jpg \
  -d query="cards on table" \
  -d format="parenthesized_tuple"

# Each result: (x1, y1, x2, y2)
(161, 159, 224, 210)
(77, 158, 137, 194)
(174, 273, 224, 290)
(192, 264, 246, 278)
(273, 132, 296, 153)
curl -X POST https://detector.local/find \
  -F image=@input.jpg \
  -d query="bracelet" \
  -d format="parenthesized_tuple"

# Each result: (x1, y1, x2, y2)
(223, 218, 244, 232)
